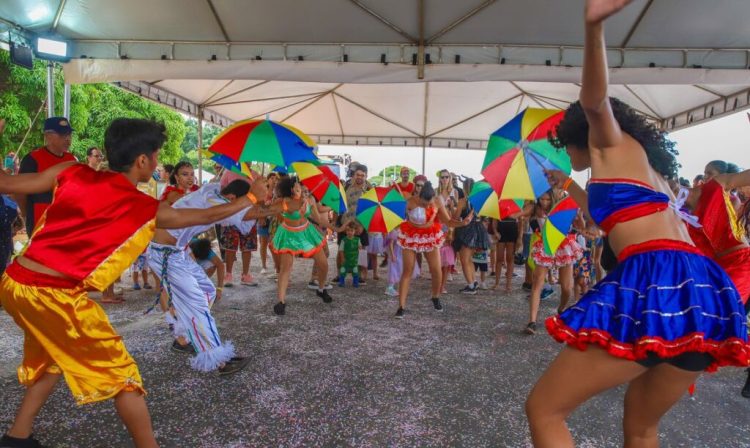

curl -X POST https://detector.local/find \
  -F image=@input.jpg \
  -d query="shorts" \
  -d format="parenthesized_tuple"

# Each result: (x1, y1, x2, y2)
(636, 352, 714, 372)
(257, 224, 270, 238)
(473, 262, 488, 272)
(219, 225, 258, 252)
(497, 219, 519, 243)
(130, 254, 148, 273)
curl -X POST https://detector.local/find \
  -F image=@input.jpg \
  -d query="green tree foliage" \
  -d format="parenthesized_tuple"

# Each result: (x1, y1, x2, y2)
(369, 165, 417, 186)
(1, 50, 186, 164)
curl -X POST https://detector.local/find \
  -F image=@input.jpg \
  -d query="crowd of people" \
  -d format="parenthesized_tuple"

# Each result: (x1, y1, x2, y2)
(0, 2, 749, 447)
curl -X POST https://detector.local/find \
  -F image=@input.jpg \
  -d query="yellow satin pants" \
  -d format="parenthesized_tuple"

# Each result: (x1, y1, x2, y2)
(1, 268, 144, 405)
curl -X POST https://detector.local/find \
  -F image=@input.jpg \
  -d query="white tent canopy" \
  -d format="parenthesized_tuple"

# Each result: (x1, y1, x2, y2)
(3, 0, 750, 152)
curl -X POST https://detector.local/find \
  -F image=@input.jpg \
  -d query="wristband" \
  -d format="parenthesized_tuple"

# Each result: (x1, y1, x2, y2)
(216, 287, 223, 291)
(246, 192, 258, 204)
(562, 177, 574, 191)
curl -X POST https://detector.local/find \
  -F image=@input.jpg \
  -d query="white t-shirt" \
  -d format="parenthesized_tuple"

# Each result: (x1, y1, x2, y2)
(166, 183, 255, 248)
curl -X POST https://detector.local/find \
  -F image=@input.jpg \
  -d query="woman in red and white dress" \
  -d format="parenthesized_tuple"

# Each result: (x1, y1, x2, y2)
(395, 181, 469, 318)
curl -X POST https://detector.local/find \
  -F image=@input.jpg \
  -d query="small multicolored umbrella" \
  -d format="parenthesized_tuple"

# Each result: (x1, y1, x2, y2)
(356, 187, 407, 233)
(543, 196, 579, 256)
(481, 108, 570, 200)
(468, 181, 525, 220)
(290, 161, 347, 214)
(208, 119, 317, 167)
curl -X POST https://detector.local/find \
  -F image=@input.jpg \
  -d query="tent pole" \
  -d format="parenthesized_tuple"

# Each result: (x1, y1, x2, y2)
(421, 139, 426, 175)
(63, 84, 71, 119)
(198, 107, 204, 185)
(46, 63, 55, 118)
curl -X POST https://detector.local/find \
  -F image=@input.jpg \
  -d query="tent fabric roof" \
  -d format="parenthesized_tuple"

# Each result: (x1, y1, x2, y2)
(3, 0, 750, 149)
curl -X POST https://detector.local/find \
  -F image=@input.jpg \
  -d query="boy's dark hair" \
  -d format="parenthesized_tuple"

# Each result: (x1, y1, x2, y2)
(86, 147, 100, 157)
(163, 164, 174, 175)
(170, 161, 193, 186)
(419, 181, 436, 201)
(277, 176, 299, 198)
(678, 177, 690, 187)
(189, 238, 213, 261)
(549, 97, 679, 178)
(104, 118, 166, 172)
(706, 160, 740, 175)
(220, 179, 250, 197)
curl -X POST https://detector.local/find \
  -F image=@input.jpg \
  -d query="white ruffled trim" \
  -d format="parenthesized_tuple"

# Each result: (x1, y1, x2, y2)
(189, 340, 236, 372)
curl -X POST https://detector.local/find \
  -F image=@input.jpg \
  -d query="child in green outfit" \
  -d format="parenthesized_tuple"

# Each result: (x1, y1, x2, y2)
(339, 223, 362, 287)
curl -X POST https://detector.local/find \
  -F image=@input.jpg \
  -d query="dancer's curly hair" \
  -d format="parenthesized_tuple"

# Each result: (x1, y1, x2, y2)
(549, 98, 679, 178)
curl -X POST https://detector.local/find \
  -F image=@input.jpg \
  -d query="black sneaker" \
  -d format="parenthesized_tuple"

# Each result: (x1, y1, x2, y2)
(460, 284, 477, 295)
(394, 307, 405, 319)
(523, 322, 537, 335)
(432, 298, 444, 312)
(522, 282, 532, 291)
(273, 302, 286, 315)
(171, 340, 196, 355)
(316, 289, 333, 303)
(0, 434, 48, 448)
(218, 357, 251, 376)
(742, 369, 750, 398)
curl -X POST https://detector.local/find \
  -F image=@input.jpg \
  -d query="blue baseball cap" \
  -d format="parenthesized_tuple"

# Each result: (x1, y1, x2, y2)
(43, 117, 74, 135)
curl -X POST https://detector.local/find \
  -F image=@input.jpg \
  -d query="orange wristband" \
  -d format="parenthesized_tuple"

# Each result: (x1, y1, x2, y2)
(246, 192, 258, 204)
(562, 177, 574, 191)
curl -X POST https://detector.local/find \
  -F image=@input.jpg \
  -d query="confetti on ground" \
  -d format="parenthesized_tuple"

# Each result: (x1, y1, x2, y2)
(1, 244, 749, 447)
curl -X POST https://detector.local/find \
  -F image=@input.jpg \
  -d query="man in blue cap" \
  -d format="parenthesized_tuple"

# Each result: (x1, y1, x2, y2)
(16, 117, 78, 235)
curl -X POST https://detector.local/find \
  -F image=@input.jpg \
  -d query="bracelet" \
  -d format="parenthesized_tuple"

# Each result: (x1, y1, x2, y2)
(562, 177, 574, 191)
(246, 192, 258, 204)
(216, 287, 223, 291)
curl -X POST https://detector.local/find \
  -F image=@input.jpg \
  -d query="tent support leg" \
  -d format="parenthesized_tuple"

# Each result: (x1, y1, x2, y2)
(46, 63, 55, 118)
(421, 140, 426, 175)
(198, 106, 204, 185)
(63, 84, 71, 119)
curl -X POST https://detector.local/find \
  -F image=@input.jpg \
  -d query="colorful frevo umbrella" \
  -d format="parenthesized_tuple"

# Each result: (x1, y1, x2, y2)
(291, 161, 347, 214)
(543, 196, 579, 256)
(356, 187, 407, 233)
(203, 150, 255, 178)
(481, 108, 570, 200)
(468, 181, 524, 219)
(208, 119, 317, 167)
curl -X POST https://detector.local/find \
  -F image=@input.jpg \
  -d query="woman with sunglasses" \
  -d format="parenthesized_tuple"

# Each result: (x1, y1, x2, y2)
(395, 178, 469, 318)
(437, 170, 461, 279)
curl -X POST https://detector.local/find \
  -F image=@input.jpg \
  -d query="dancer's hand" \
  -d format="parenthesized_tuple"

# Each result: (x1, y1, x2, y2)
(545, 169, 569, 188)
(585, 0, 633, 24)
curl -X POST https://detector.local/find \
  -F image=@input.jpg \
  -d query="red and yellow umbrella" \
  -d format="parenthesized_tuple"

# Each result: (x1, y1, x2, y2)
(208, 119, 317, 167)
(290, 161, 347, 214)
(481, 108, 570, 200)
(356, 187, 407, 233)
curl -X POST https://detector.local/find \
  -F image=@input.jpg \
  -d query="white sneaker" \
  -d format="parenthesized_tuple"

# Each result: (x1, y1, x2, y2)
(385, 285, 398, 297)
(447, 273, 454, 282)
(260, 268, 268, 275)
(479, 281, 489, 290)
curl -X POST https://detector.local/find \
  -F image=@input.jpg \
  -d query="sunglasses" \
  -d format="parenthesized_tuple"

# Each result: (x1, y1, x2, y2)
(440, 175, 450, 179)
(415, 183, 425, 187)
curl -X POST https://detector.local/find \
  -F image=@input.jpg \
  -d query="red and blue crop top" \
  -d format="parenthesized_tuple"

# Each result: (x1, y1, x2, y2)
(587, 178, 670, 233)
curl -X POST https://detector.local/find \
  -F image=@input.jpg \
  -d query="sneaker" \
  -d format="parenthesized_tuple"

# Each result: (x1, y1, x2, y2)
(0, 434, 48, 448)
(359, 280, 367, 286)
(218, 356, 251, 376)
(225, 273, 234, 287)
(353, 275, 360, 288)
(324, 282, 334, 290)
(379, 260, 388, 268)
(460, 284, 477, 295)
(260, 268, 268, 275)
(524, 322, 537, 335)
(273, 302, 286, 315)
(171, 340, 197, 355)
(522, 282, 532, 291)
(432, 298, 444, 312)
(316, 289, 333, 303)
(478, 281, 489, 290)
(394, 307, 405, 319)
(309, 280, 321, 290)
(133, 283, 142, 291)
(241, 274, 258, 286)
(385, 285, 398, 297)
(742, 369, 750, 398)
(268, 272, 278, 279)
(447, 273, 454, 282)
(143, 283, 153, 290)
(541, 287, 556, 300)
